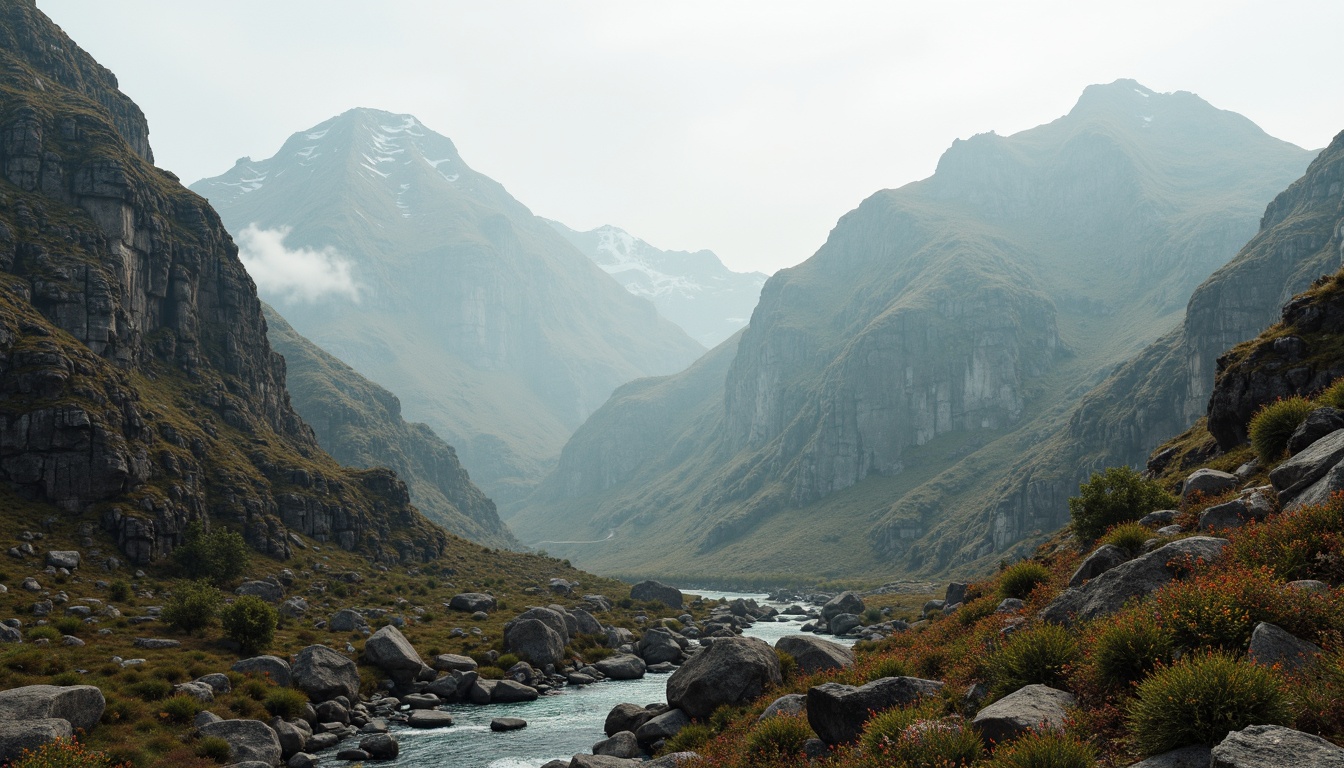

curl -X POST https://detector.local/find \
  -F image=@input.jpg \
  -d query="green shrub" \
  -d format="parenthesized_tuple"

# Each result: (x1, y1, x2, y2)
(239, 678, 271, 700)
(868, 655, 912, 681)
(982, 730, 1097, 768)
(863, 607, 883, 623)
(1249, 396, 1315, 464)
(860, 701, 938, 754)
(956, 595, 1000, 627)
(109, 580, 132, 602)
(173, 522, 250, 586)
(998, 561, 1052, 601)
(743, 713, 813, 763)
(1068, 466, 1177, 540)
(1228, 495, 1344, 582)
(196, 735, 232, 762)
(774, 649, 797, 682)
(988, 623, 1078, 694)
(50, 671, 82, 687)
(1100, 521, 1152, 556)
(53, 617, 84, 637)
(1318, 377, 1344, 410)
(27, 625, 60, 642)
(1127, 652, 1290, 756)
(6, 738, 122, 768)
(1088, 615, 1174, 690)
(495, 653, 520, 670)
(861, 705, 981, 767)
(162, 579, 222, 634)
(153, 665, 188, 683)
(220, 595, 277, 654)
(476, 665, 506, 680)
(263, 687, 310, 719)
(663, 722, 715, 754)
(158, 694, 202, 723)
(128, 678, 173, 701)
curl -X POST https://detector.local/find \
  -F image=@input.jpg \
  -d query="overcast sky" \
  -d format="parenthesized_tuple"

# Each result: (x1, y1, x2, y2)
(38, 1, 1344, 275)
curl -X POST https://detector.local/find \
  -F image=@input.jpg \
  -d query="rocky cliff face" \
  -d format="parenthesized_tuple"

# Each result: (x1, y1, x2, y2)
(517, 81, 1311, 581)
(0, 0, 446, 564)
(191, 109, 705, 508)
(264, 304, 517, 549)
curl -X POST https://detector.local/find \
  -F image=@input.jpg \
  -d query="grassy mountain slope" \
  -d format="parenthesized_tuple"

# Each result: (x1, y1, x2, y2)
(517, 81, 1312, 584)
(263, 304, 517, 549)
(191, 111, 704, 508)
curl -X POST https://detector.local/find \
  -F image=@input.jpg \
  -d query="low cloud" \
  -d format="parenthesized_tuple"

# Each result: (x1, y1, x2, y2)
(236, 224, 361, 303)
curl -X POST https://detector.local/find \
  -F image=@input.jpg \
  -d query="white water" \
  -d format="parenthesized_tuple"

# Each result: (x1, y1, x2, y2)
(349, 589, 847, 767)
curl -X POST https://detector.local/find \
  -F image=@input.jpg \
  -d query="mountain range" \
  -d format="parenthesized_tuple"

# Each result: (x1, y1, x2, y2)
(512, 80, 1315, 583)
(190, 111, 705, 507)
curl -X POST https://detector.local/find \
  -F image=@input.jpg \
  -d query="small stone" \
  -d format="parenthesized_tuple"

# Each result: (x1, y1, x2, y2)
(490, 717, 527, 732)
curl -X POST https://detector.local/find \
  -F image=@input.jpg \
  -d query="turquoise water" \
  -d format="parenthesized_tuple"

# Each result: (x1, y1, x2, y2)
(339, 590, 847, 768)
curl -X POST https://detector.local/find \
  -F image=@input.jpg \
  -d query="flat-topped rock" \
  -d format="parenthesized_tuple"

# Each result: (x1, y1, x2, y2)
(1210, 724, 1344, 767)
(490, 717, 527, 732)
(972, 684, 1075, 746)
(407, 710, 455, 729)
(775, 635, 855, 673)
(0, 684, 106, 731)
(807, 676, 943, 744)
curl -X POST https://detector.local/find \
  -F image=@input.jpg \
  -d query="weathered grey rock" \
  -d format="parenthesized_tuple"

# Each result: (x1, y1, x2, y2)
(315, 700, 350, 725)
(594, 654, 645, 680)
(305, 733, 339, 752)
(336, 748, 369, 761)
(449, 593, 496, 613)
(407, 710, 455, 728)
(829, 613, 862, 635)
(571, 608, 604, 636)
(629, 581, 683, 609)
(1270, 429, 1344, 504)
(775, 635, 855, 673)
(232, 656, 293, 687)
(1182, 468, 1238, 501)
(1069, 544, 1129, 587)
(806, 676, 943, 744)
(45, 551, 80, 570)
(269, 718, 306, 759)
(491, 680, 539, 703)
(287, 753, 319, 768)
(134, 637, 180, 649)
(278, 598, 308, 619)
(198, 719, 283, 766)
(636, 627, 682, 664)
(0, 684, 106, 732)
(570, 756, 640, 768)
(0, 720, 72, 763)
(605, 703, 655, 736)
(971, 684, 1075, 746)
(504, 618, 565, 668)
(0, 625, 20, 643)
(490, 717, 527, 732)
(1198, 499, 1266, 532)
(195, 711, 224, 728)
(236, 581, 285, 603)
(758, 693, 807, 722)
(328, 609, 368, 633)
(820, 591, 864, 623)
(359, 733, 399, 760)
(431, 653, 478, 672)
(996, 598, 1024, 613)
(512, 606, 571, 641)
(401, 693, 440, 710)
(175, 682, 216, 703)
(1139, 510, 1178, 528)
(667, 637, 781, 718)
(646, 753, 700, 768)
(634, 709, 690, 744)
(1287, 408, 1344, 455)
(945, 582, 968, 606)
(292, 645, 360, 702)
(1247, 621, 1321, 670)
(593, 730, 640, 758)
(1125, 746, 1212, 767)
(1210, 724, 1344, 767)
(363, 625, 424, 680)
(1288, 579, 1330, 592)
(1041, 537, 1228, 625)
(197, 673, 232, 693)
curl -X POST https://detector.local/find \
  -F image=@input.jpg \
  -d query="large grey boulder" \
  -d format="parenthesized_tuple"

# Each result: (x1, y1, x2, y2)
(1287, 408, 1344, 456)
(278, 597, 308, 619)
(1125, 746, 1212, 767)
(363, 625, 424, 679)
(1210, 724, 1344, 767)
(0, 684, 106, 732)
(806, 677, 943, 744)
(231, 656, 292, 687)
(448, 593, 496, 613)
(775, 635, 854, 673)
(328, 609, 369, 633)
(1068, 544, 1129, 587)
(45, 551, 80, 570)
(291, 645, 360, 702)
(431, 653, 478, 672)
(828, 613, 862, 635)
(667, 637, 781, 718)
(605, 703, 655, 736)
(571, 608, 605, 636)
(1041, 537, 1228, 625)
(630, 581, 683, 609)
(971, 684, 1075, 745)
(198, 719, 282, 766)
(0, 720, 72, 763)
(407, 710, 455, 728)
(593, 731, 640, 758)
(1198, 492, 1273, 532)
(359, 733, 399, 760)
(236, 581, 285, 603)
(820, 591, 865, 624)
(1270, 428, 1344, 506)
(1247, 622, 1322, 670)
(513, 607, 571, 642)
(634, 709, 690, 744)
(269, 718, 306, 759)
(491, 680, 540, 703)
(1182, 468, 1238, 502)
(504, 618, 566, 668)
(636, 628, 683, 664)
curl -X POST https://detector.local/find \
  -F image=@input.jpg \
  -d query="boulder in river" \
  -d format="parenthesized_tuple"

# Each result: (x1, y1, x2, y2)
(667, 637, 781, 718)
(504, 618, 566, 668)
(594, 654, 646, 680)
(820, 591, 864, 624)
(775, 635, 854, 673)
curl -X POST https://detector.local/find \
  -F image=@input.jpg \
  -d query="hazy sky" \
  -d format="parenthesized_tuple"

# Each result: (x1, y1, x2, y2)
(39, 1, 1344, 275)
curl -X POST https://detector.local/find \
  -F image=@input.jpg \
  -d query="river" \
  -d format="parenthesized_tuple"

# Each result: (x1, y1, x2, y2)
(365, 589, 850, 768)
